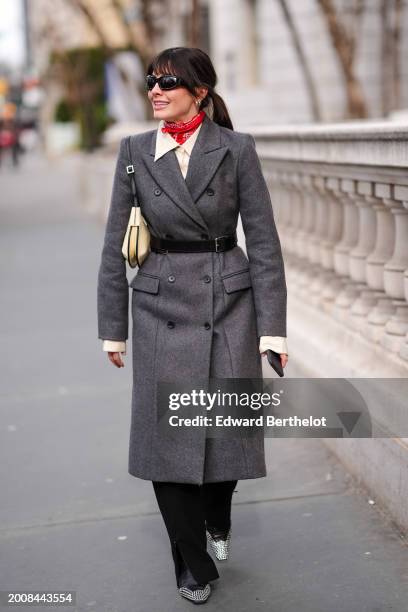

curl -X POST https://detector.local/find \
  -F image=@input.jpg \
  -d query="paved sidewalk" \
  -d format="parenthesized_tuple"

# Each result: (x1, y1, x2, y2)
(0, 153, 407, 612)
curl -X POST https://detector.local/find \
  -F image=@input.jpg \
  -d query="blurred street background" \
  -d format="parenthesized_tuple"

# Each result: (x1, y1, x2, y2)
(1, 1, 408, 611)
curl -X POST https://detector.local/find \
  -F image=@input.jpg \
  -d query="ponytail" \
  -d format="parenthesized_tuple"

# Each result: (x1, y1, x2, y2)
(201, 86, 234, 131)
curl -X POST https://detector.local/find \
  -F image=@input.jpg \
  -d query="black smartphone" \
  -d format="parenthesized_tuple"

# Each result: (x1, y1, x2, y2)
(266, 349, 284, 377)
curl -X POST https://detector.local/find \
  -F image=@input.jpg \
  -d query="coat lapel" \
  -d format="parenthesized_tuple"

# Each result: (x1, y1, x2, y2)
(140, 114, 230, 233)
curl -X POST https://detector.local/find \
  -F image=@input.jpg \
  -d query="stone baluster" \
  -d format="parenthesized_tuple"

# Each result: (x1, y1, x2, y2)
(333, 180, 366, 323)
(380, 185, 408, 353)
(268, 170, 291, 256)
(285, 173, 308, 290)
(362, 183, 396, 343)
(348, 182, 383, 331)
(298, 175, 315, 262)
(306, 176, 322, 266)
(296, 174, 321, 298)
(309, 176, 334, 303)
(291, 173, 306, 259)
(280, 172, 298, 257)
(279, 172, 304, 289)
(333, 179, 358, 277)
(295, 175, 309, 260)
(400, 187, 408, 360)
(321, 178, 343, 271)
(349, 182, 377, 282)
(320, 177, 346, 309)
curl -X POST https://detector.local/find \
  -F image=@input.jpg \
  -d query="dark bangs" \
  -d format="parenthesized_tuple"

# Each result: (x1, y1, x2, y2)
(146, 47, 213, 96)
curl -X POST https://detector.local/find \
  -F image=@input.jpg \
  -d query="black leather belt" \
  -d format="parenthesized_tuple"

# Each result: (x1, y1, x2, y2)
(150, 233, 237, 253)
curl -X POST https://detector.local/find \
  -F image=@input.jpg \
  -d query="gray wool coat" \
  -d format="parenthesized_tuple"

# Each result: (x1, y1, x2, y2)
(97, 113, 287, 485)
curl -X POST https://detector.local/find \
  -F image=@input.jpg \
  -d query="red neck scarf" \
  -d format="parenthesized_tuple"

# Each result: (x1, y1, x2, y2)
(161, 110, 206, 145)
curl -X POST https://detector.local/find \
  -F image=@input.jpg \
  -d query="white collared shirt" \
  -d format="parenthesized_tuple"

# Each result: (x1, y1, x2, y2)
(154, 119, 202, 178)
(103, 122, 288, 358)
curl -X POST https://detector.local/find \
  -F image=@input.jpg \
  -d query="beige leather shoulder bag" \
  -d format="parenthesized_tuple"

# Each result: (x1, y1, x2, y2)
(121, 136, 151, 268)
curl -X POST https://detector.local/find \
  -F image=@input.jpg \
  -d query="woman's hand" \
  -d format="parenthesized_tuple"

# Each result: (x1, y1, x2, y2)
(261, 352, 288, 368)
(280, 353, 288, 368)
(107, 351, 125, 368)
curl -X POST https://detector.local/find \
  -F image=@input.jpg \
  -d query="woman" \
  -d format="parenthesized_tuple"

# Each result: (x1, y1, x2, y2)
(97, 46, 288, 604)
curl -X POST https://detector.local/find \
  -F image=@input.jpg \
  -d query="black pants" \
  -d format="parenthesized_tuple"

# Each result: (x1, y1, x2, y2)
(152, 480, 237, 587)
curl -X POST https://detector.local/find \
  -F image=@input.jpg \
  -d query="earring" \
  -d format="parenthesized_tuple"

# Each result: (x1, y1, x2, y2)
(196, 99, 201, 106)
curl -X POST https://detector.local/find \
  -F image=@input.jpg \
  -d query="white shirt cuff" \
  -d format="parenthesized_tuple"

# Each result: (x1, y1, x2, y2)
(102, 340, 126, 354)
(259, 336, 288, 355)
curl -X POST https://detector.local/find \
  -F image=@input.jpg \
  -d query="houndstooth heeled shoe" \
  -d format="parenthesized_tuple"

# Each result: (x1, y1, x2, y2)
(178, 561, 212, 604)
(178, 583, 211, 604)
(206, 526, 231, 561)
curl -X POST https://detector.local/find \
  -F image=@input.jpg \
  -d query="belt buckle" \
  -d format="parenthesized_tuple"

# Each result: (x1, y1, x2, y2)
(215, 235, 230, 252)
(215, 236, 225, 252)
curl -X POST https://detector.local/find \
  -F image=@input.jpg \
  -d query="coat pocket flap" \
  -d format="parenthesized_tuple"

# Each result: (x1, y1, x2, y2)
(129, 273, 160, 294)
(221, 269, 252, 293)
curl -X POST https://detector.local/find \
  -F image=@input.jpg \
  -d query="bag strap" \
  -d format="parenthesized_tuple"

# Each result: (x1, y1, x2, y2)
(125, 136, 139, 208)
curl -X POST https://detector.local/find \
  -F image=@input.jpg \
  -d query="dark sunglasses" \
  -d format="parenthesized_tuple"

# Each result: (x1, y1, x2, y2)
(145, 74, 188, 91)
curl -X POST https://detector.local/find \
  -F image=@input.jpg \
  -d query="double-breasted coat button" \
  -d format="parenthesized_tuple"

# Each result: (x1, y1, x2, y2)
(204, 322, 211, 330)
(206, 188, 214, 196)
(154, 188, 162, 196)
(203, 275, 211, 283)
(168, 275, 175, 283)
(167, 321, 175, 329)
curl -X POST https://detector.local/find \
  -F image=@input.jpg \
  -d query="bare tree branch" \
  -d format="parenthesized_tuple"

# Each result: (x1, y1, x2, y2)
(348, 0, 365, 46)
(66, 0, 113, 53)
(392, 0, 403, 110)
(189, 0, 200, 47)
(316, 0, 368, 118)
(277, 0, 322, 121)
(380, 0, 392, 115)
(111, 0, 155, 68)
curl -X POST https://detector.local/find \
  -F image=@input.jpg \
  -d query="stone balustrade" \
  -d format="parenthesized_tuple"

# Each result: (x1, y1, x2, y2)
(249, 121, 408, 367)
(249, 122, 408, 533)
